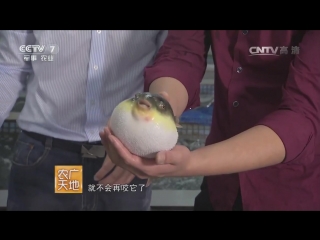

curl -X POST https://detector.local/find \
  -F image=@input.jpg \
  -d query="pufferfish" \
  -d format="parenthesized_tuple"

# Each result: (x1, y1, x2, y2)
(109, 92, 181, 158)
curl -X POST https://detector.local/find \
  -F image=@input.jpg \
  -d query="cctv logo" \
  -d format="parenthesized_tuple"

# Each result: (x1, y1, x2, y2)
(249, 46, 279, 56)
(19, 45, 45, 53)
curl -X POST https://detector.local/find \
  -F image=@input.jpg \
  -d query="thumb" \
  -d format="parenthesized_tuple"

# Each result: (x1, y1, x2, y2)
(155, 146, 184, 165)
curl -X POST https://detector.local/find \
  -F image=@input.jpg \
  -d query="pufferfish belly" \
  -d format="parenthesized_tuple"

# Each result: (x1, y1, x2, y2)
(109, 109, 178, 158)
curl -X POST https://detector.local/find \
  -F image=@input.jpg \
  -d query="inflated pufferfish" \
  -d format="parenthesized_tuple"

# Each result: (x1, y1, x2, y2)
(109, 92, 181, 158)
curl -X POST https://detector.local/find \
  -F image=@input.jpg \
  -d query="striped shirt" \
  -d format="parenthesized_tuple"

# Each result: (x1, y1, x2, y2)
(0, 30, 167, 142)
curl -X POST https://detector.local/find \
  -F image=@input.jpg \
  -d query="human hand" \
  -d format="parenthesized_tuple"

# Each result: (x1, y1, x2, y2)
(94, 121, 151, 186)
(100, 92, 190, 183)
(94, 154, 139, 185)
(100, 126, 192, 179)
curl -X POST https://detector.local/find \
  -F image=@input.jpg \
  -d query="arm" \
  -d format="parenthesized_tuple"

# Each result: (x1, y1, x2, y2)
(0, 30, 34, 126)
(186, 30, 320, 176)
(144, 30, 211, 116)
(101, 31, 320, 179)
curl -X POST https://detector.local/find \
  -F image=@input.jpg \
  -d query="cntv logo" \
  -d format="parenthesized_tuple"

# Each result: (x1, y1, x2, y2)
(249, 46, 279, 56)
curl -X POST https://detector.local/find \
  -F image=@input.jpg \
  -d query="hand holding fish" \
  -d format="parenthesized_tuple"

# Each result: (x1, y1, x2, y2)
(98, 91, 193, 179)
(94, 153, 139, 186)
(100, 126, 192, 179)
(94, 91, 175, 185)
(94, 121, 139, 186)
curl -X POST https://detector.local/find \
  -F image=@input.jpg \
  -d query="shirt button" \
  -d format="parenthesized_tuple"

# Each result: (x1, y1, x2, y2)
(242, 30, 248, 35)
(233, 101, 239, 107)
(94, 65, 98, 70)
(237, 67, 242, 73)
(97, 30, 101, 34)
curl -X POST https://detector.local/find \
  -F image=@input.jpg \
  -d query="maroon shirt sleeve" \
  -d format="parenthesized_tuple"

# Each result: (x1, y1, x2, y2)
(257, 30, 320, 163)
(144, 30, 210, 110)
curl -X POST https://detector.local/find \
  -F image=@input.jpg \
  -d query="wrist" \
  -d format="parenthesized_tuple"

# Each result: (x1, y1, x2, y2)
(182, 149, 201, 177)
(149, 77, 188, 116)
(186, 144, 221, 177)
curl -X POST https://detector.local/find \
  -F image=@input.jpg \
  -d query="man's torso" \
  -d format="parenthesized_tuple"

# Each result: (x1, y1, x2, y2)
(17, 30, 167, 142)
(206, 30, 320, 210)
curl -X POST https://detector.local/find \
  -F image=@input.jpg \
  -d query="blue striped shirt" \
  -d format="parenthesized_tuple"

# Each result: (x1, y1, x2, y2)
(0, 30, 167, 142)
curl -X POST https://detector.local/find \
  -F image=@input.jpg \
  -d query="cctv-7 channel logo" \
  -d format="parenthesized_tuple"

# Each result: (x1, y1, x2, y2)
(19, 44, 59, 54)
(19, 44, 59, 62)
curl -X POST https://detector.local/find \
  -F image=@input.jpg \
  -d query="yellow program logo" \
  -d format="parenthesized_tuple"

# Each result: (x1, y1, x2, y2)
(54, 166, 83, 193)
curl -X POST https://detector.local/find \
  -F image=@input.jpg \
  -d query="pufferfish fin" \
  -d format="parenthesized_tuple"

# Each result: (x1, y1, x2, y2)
(175, 116, 183, 128)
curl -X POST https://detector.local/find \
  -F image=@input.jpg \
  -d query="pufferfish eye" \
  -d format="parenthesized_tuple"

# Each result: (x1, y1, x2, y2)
(159, 101, 165, 109)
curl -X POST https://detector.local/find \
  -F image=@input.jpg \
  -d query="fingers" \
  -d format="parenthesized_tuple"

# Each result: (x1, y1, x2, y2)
(99, 130, 107, 144)
(106, 134, 155, 167)
(98, 167, 136, 186)
(103, 128, 177, 178)
(99, 131, 110, 152)
(117, 172, 135, 185)
(94, 156, 115, 181)
(116, 170, 135, 185)
(107, 134, 175, 176)
(109, 166, 134, 185)
(107, 135, 135, 165)
(99, 127, 114, 152)
(98, 166, 122, 185)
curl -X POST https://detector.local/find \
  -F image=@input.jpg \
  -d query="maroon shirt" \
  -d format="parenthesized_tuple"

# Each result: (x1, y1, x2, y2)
(144, 30, 320, 210)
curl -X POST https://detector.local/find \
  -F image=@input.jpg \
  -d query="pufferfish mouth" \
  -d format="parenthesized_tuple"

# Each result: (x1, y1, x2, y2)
(137, 99, 152, 110)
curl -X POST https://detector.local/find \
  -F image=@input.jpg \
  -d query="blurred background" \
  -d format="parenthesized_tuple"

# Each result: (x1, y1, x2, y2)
(0, 49, 215, 211)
